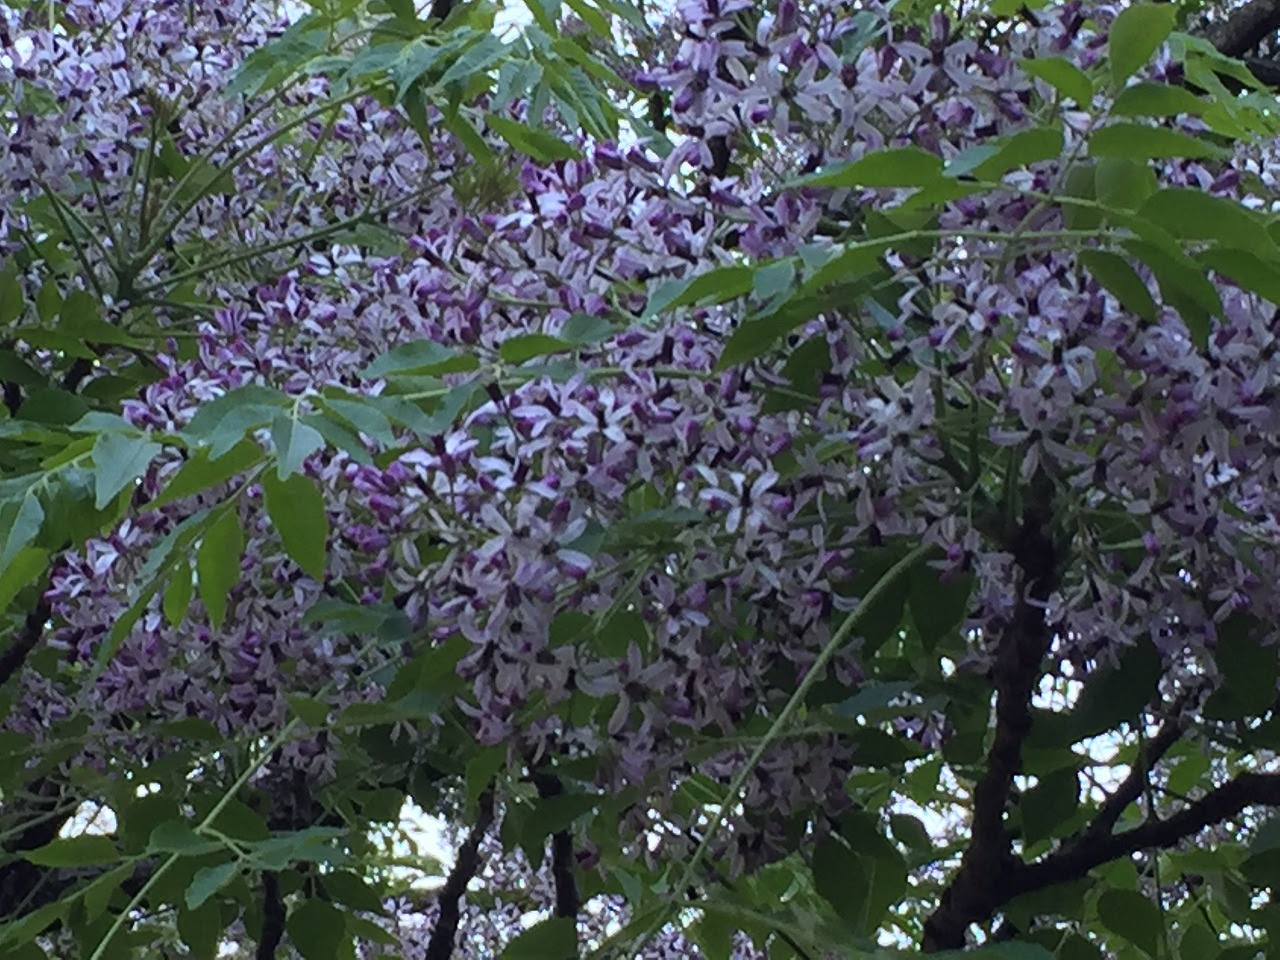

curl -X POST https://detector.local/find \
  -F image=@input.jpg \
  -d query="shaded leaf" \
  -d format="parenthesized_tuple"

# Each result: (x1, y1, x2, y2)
(151, 441, 263, 509)
(1137, 188, 1276, 254)
(185, 861, 238, 910)
(25, 835, 119, 867)
(0, 493, 44, 574)
(92, 432, 161, 509)
(262, 471, 329, 580)
(486, 114, 580, 162)
(800, 147, 943, 188)
(644, 266, 754, 319)
(1021, 766, 1080, 846)
(362, 341, 478, 379)
(162, 560, 194, 626)
(1112, 82, 1207, 117)
(271, 414, 326, 479)
(1079, 250, 1156, 322)
(1090, 123, 1225, 160)
(502, 916, 578, 959)
(185, 385, 286, 459)
(1108, 4, 1176, 85)
(196, 509, 243, 630)
(1096, 888, 1163, 956)
(1020, 56, 1093, 105)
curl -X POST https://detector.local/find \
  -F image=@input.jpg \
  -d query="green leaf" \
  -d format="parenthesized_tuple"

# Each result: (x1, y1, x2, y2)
(151, 441, 264, 508)
(148, 821, 221, 856)
(0, 350, 46, 386)
(500, 333, 572, 363)
(24, 835, 119, 867)
(888, 813, 932, 852)
(0, 492, 44, 574)
(1096, 888, 1163, 956)
(834, 545, 911, 658)
(560, 313, 614, 344)
(392, 38, 456, 102)
(486, 114, 580, 162)
(1198, 247, 1280, 304)
(303, 413, 370, 466)
(81, 863, 131, 921)
(1094, 157, 1156, 210)
(1137, 189, 1276, 254)
(908, 567, 972, 652)
(465, 748, 505, 810)
(248, 827, 348, 870)
(1175, 924, 1219, 960)
(971, 127, 1064, 180)
(1020, 56, 1093, 105)
(440, 110, 495, 164)
(1020, 766, 1079, 846)
(644, 266, 754, 319)
(185, 861, 238, 910)
(1071, 637, 1162, 737)
(501, 916, 577, 959)
(0, 548, 49, 614)
(321, 870, 386, 915)
(162, 560, 194, 626)
(1112, 82, 1207, 117)
(438, 32, 508, 87)
(185, 385, 287, 459)
(287, 694, 329, 727)
(1079, 250, 1156, 322)
(752, 259, 797, 303)
(35, 281, 60, 323)
(262, 471, 329, 580)
(177, 901, 222, 960)
(1108, 4, 1176, 85)
(0, 269, 22, 325)
(1204, 614, 1276, 720)
(1123, 238, 1222, 346)
(526, 792, 599, 845)
(1090, 123, 1225, 160)
(716, 308, 811, 370)
(271, 414, 326, 479)
(92, 432, 162, 510)
(800, 147, 943, 188)
(60, 289, 138, 346)
(812, 837, 869, 930)
(196, 510, 243, 630)
(320, 398, 396, 447)
(361, 340, 478, 378)
(19, 387, 89, 425)
(0, 900, 68, 947)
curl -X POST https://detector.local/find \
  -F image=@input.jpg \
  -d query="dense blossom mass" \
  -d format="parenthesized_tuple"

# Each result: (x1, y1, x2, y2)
(3, 0, 1280, 955)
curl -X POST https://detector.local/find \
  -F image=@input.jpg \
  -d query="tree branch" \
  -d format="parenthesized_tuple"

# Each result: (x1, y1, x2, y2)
(1019, 771, 1280, 892)
(424, 790, 495, 960)
(0, 591, 51, 688)
(532, 772, 580, 921)
(922, 483, 1059, 952)
(257, 873, 285, 960)
(1078, 692, 1195, 844)
(1202, 0, 1280, 58)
